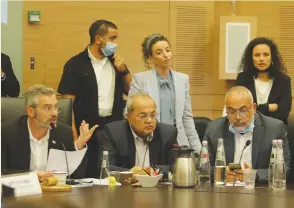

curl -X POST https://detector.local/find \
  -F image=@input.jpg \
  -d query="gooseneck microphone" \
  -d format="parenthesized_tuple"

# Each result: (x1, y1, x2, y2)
(141, 136, 152, 172)
(233, 140, 251, 186)
(50, 123, 71, 185)
(238, 140, 252, 165)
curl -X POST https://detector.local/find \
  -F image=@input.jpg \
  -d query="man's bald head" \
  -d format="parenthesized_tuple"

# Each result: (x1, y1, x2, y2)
(225, 86, 254, 106)
(126, 94, 157, 139)
(225, 86, 256, 131)
(126, 94, 156, 113)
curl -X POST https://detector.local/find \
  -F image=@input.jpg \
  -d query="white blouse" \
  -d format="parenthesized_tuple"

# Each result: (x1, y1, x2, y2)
(254, 78, 273, 105)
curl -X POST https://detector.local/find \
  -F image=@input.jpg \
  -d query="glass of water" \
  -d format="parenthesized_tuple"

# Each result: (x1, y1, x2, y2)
(109, 171, 120, 182)
(243, 169, 257, 189)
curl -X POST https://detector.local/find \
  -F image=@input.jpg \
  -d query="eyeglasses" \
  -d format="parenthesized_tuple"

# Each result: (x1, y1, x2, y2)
(226, 104, 252, 117)
(130, 113, 158, 120)
(30, 104, 61, 114)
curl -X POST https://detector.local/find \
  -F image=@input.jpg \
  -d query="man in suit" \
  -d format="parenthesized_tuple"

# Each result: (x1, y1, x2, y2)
(204, 86, 290, 183)
(58, 19, 132, 177)
(1, 53, 20, 97)
(1, 85, 98, 181)
(97, 94, 177, 172)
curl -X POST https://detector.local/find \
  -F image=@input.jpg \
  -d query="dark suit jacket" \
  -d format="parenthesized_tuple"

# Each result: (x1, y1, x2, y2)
(236, 72, 292, 124)
(57, 48, 128, 177)
(203, 112, 291, 183)
(1, 53, 20, 97)
(57, 48, 126, 130)
(1, 115, 86, 178)
(96, 120, 177, 173)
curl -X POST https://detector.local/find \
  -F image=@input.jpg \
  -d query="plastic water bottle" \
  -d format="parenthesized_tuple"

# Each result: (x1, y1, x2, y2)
(100, 151, 110, 179)
(273, 140, 286, 190)
(198, 140, 211, 185)
(268, 140, 277, 188)
(214, 138, 226, 187)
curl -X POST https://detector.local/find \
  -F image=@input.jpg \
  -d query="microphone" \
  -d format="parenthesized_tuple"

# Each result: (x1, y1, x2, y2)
(239, 140, 251, 165)
(50, 123, 71, 185)
(141, 136, 152, 173)
(233, 140, 251, 186)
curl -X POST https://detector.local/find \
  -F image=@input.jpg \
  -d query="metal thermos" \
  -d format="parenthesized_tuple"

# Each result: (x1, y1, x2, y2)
(172, 145, 197, 188)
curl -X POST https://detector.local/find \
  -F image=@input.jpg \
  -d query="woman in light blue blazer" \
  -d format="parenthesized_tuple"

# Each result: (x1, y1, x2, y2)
(128, 34, 202, 153)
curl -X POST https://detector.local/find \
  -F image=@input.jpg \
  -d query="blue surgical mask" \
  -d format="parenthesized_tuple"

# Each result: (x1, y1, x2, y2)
(101, 42, 117, 57)
(229, 119, 255, 134)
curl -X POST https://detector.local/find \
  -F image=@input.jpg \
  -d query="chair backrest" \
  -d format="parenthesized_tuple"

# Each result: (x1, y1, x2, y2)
(1, 97, 72, 126)
(286, 114, 294, 182)
(193, 117, 212, 142)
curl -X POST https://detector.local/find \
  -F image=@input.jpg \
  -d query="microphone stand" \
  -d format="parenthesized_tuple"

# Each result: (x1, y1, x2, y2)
(141, 137, 151, 174)
(61, 142, 71, 185)
(233, 140, 251, 187)
(50, 123, 71, 185)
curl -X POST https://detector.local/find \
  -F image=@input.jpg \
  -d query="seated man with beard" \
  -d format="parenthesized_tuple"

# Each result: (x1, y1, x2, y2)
(204, 86, 291, 183)
(97, 94, 177, 173)
(1, 85, 98, 181)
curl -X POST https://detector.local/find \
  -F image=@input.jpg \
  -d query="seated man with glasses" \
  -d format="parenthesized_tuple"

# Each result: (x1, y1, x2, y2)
(1, 85, 98, 181)
(204, 86, 290, 184)
(96, 93, 177, 173)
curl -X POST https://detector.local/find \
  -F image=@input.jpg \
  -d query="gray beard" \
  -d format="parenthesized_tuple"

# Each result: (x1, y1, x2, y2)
(34, 115, 51, 129)
(36, 120, 51, 129)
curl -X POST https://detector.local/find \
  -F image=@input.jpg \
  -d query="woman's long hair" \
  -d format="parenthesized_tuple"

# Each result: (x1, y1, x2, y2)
(238, 37, 287, 78)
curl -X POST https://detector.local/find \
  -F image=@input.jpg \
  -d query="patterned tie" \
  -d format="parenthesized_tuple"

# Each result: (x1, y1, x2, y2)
(159, 79, 170, 89)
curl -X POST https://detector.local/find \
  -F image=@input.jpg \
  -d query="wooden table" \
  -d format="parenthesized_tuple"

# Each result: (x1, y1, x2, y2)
(4, 184, 294, 208)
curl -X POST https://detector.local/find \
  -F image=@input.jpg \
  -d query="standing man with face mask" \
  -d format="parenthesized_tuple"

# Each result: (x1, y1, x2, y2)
(58, 20, 132, 177)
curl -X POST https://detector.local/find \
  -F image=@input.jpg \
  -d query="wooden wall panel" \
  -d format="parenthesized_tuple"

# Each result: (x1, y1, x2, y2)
(22, 1, 294, 119)
(23, 1, 169, 92)
(170, 1, 214, 95)
(279, 4, 294, 103)
(169, 1, 217, 119)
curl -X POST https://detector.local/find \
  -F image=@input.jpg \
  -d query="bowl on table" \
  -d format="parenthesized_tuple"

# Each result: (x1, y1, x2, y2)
(134, 174, 163, 187)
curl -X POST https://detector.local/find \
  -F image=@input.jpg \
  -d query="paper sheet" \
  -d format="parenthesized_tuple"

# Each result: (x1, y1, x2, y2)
(75, 178, 121, 186)
(226, 181, 245, 187)
(46, 148, 86, 175)
(92, 178, 121, 186)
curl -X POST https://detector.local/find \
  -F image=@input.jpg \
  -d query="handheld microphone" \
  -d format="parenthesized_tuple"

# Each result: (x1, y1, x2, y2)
(50, 123, 71, 185)
(233, 140, 251, 186)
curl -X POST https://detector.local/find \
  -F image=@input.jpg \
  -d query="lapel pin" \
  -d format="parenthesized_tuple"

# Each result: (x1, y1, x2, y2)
(52, 140, 56, 144)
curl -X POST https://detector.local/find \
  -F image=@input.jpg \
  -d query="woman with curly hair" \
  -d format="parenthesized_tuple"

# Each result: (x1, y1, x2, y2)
(236, 37, 292, 124)
(127, 34, 201, 153)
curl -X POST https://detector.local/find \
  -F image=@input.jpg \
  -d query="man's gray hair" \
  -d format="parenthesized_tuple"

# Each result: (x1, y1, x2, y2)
(126, 93, 156, 113)
(126, 97, 134, 113)
(24, 85, 56, 107)
(225, 86, 254, 104)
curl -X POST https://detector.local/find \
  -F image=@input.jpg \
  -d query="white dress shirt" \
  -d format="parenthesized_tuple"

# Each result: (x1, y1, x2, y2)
(28, 119, 82, 171)
(254, 78, 273, 105)
(233, 132, 253, 168)
(130, 127, 153, 167)
(88, 46, 115, 117)
(28, 120, 50, 171)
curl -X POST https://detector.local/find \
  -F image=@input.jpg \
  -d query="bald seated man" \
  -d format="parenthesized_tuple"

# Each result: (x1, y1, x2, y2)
(96, 93, 178, 172)
(204, 86, 291, 184)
